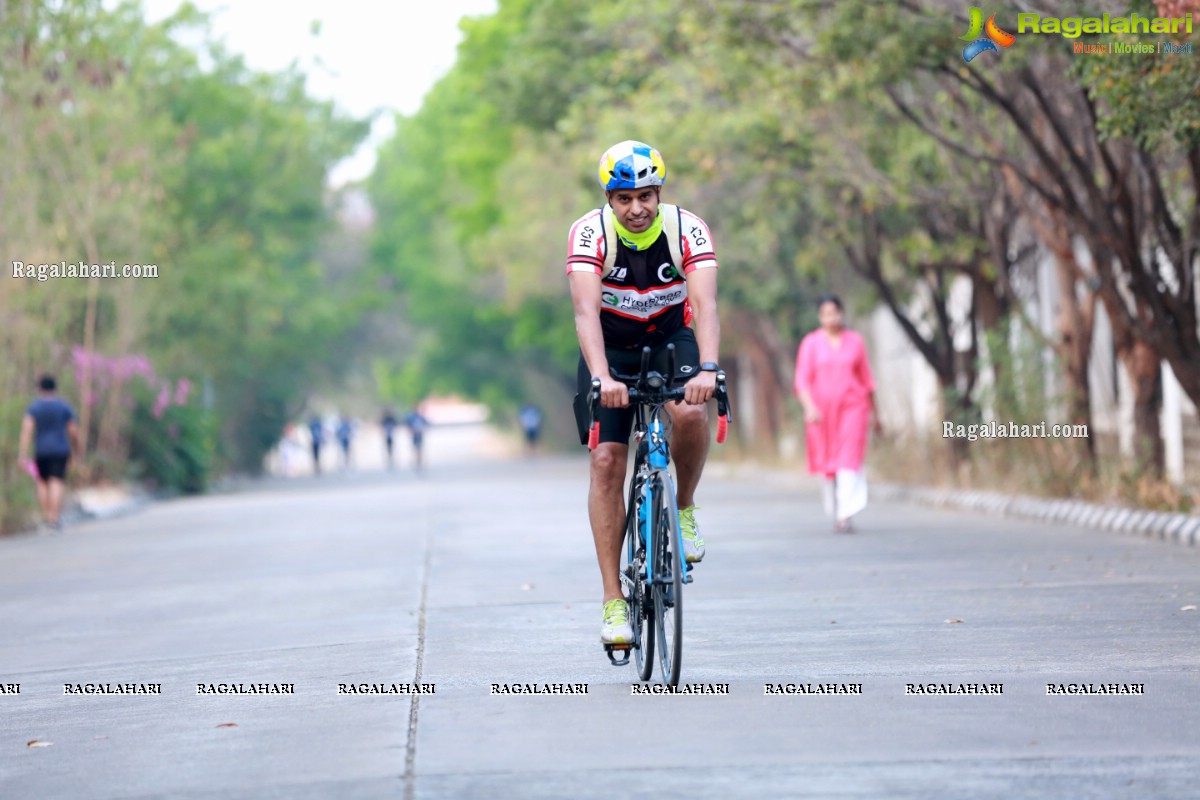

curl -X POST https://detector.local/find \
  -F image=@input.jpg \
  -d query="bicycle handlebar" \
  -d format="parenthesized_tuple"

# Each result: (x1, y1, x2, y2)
(586, 343, 733, 450)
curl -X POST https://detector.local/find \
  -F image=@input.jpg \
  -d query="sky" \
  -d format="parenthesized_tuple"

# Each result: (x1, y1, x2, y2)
(138, 0, 499, 185)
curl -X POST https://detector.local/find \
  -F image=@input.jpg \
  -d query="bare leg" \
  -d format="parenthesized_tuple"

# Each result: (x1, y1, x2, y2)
(46, 478, 66, 525)
(666, 401, 709, 508)
(35, 479, 51, 524)
(588, 442, 629, 602)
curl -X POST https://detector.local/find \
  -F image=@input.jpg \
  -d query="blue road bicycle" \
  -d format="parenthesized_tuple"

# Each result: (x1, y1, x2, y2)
(587, 344, 731, 685)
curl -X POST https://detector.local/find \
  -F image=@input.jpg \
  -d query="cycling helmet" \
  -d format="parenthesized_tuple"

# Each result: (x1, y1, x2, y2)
(597, 140, 667, 190)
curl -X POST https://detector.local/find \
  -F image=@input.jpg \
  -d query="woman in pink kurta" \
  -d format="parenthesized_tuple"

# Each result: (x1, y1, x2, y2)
(794, 294, 879, 532)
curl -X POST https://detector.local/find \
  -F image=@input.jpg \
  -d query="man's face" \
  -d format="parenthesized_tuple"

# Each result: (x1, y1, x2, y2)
(607, 187, 660, 233)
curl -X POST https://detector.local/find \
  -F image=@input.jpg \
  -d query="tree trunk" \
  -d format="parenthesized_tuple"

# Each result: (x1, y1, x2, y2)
(1053, 254, 1097, 473)
(1124, 339, 1164, 477)
(77, 229, 102, 465)
(729, 308, 789, 454)
(940, 374, 972, 473)
(997, 163, 1098, 473)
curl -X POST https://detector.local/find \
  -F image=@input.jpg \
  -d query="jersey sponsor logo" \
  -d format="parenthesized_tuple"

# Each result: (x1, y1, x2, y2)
(609, 266, 628, 281)
(600, 285, 686, 319)
(577, 224, 597, 252)
(656, 262, 680, 282)
(687, 225, 708, 248)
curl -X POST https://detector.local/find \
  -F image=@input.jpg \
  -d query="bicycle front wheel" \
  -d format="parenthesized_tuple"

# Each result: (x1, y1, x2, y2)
(651, 470, 683, 686)
(629, 508, 655, 682)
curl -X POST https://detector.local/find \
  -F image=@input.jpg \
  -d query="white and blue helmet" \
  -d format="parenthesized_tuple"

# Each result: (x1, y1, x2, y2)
(597, 140, 667, 191)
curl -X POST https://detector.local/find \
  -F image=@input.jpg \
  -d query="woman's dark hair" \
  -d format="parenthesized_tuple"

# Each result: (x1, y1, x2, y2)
(816, 293, 843, 311)
(38, 374, 56, 392)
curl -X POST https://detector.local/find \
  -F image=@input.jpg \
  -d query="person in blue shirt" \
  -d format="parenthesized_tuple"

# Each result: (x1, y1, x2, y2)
(381, 408, 398, 469)
(17, 374, 80, 532)
(336, 416, 355, 469)
(519, 403, 544, 454)
(308, 415, 325, 475)
(404, 409, 429, 473)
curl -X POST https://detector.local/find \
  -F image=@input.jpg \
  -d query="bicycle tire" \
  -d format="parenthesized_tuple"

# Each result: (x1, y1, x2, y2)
(626, 473, 655, 681)
(632, 559, 654, 682)
(651, 470, 683, 685)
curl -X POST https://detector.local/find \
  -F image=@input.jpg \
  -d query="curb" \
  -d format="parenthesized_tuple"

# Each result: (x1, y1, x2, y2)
(873, 483, 1200, 547)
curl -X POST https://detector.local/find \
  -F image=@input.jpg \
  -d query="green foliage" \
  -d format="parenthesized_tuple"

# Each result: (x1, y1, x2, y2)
(0, 0, 370, 528)
(0, 398, 40, 533)
(141, 29, 369, 471)
(126, 387, 217, 495)
(1070, 0, 1200, 149)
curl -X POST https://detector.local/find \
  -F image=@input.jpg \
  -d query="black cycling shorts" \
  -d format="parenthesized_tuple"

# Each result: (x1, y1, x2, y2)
(35, 455, 69, 481)
(573, 327, 700, 446)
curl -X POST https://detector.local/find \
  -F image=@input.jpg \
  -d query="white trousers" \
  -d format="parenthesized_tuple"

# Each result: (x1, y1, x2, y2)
(822, 469, 868, 520)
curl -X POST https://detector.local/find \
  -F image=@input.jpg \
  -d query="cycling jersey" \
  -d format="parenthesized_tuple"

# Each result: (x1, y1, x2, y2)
(566, 204, 718, 350)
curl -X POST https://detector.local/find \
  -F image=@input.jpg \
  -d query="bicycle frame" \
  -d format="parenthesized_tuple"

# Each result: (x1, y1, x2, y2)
(633, 407, 687, 586)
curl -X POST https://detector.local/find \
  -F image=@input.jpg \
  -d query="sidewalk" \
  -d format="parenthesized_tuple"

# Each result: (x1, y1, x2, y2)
(872, 483, 1200, 547)
(712, 458, 1200, 547)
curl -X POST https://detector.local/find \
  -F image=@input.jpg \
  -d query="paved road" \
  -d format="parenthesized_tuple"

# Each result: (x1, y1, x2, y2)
(2, 442, 1198, 799)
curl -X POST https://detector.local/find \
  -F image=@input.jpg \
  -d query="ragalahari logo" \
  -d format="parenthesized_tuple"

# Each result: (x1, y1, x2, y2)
(961, 7, 1016, 62)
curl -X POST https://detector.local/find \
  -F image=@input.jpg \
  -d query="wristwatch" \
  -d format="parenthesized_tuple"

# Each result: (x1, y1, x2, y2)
(699, 362, 720, 372)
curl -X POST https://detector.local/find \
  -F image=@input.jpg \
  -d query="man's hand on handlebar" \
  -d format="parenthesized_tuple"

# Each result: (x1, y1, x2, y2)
(596, 374, 630, 409)
(681, 370, 717, 406)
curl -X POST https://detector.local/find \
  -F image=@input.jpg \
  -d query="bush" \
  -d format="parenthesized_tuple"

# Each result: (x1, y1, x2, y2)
(126, 384, 216, 495)
(0, 397, 39, 534)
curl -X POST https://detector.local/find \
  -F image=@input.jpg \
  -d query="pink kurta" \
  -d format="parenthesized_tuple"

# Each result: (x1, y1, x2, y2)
(794, 329, 876, 476)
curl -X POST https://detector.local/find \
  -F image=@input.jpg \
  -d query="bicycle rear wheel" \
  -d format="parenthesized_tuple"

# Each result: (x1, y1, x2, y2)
(632, 556, 654, 681)
(651, 470, 683, 685)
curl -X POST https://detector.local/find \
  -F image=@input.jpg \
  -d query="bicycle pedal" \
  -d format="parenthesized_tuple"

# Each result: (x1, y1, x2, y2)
(604, 643, 632, 666)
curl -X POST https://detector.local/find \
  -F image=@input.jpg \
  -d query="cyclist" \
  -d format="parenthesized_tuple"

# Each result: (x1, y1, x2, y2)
(567, 140, 721, 646)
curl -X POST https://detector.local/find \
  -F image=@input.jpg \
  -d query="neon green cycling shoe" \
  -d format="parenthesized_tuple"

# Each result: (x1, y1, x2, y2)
(600, 598, 633, 644)
(679, 505, 705, 563)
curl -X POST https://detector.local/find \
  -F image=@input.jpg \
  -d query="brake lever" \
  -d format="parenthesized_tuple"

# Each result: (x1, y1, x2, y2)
(588, 377, 602, 450)
(715, 371, 731, 444)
